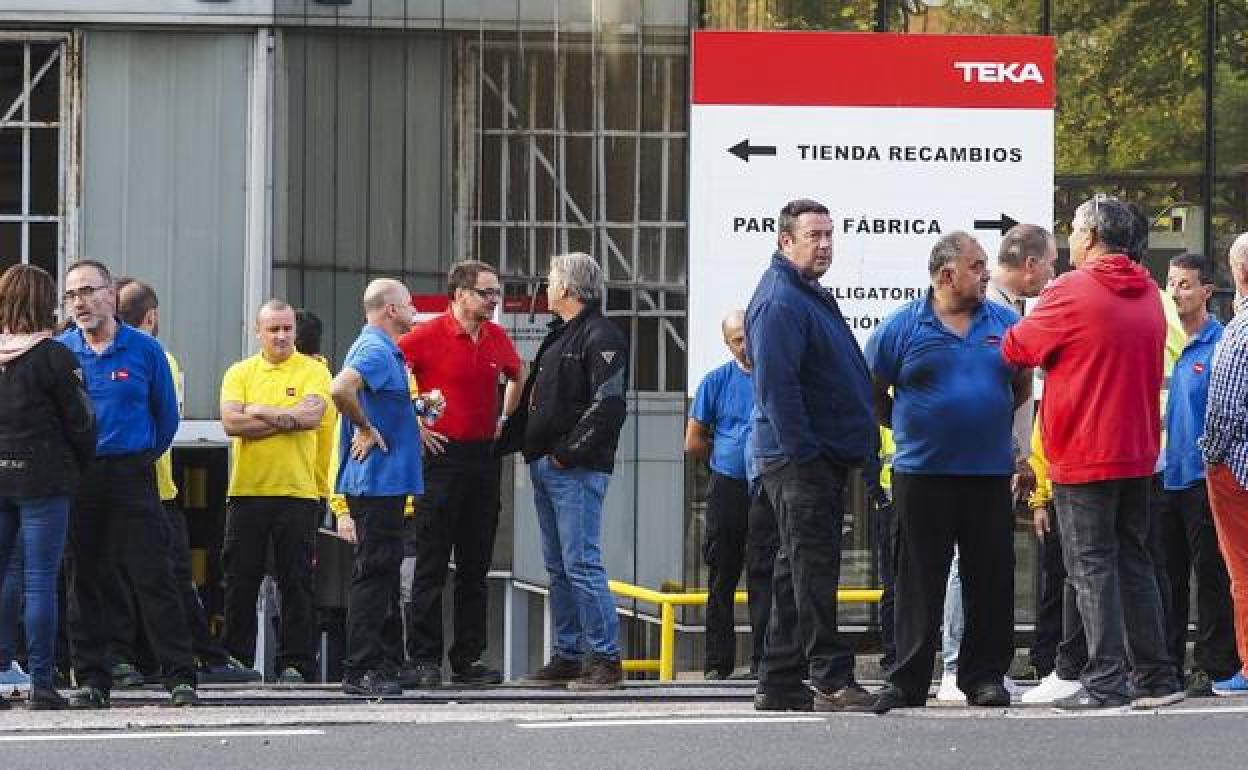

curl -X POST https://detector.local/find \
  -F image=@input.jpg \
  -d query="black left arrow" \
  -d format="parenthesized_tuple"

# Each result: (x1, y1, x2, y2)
(973, 213, 1019, 234)
(728, 139, 777, 163)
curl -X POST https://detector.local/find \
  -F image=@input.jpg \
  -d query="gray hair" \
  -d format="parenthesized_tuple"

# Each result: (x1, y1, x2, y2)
(1073, 195, 1136, 255)
(929, 231, 972, 278)
(721, 308, 745, 337)
(998, 224, 1053, 268)
(548, 252, 603, 302)
(1230, 233, 1248, 266)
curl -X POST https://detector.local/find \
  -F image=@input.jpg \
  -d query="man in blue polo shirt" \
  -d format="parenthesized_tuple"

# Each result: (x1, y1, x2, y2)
(686, 309, 775, 680)
(866, 232, 1030, 712)
(331, 278, 423, 696)
(58, 259, 198, 708)
(1162, 252, 1239, 695)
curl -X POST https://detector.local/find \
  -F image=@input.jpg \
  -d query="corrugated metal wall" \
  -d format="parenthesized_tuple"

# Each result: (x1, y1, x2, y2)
(81, 30, 249, 420)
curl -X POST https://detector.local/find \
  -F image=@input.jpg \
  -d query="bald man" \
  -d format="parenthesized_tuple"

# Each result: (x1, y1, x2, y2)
(686, 311, 776, 680)
(219, 299, 332, 684)
(331, 279, 424, 696)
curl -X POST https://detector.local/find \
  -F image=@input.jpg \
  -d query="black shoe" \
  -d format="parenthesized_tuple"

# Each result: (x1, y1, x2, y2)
(451, 660, 503, 685)
(1186, 669, 1215, 698)
(0, 694, 9, 710)
(967, 682, 1011, 707)
(870, 684, 914, 714)
(703, 670, 730, 681)
(169, 684, 200, 708)
(197, 657, 264, 685)
(567, 654, 623, 691)
(343, 670, 402, 697)
(813, 682, 878, 713)
(1053, 687, 1130, 712)
(399, 662, 441, 689)
(69, 686, 111, 710)
(1131, 686, 1185, 710)
(276, 666, 307, 685)
(28, 686, 69, 711)
(753, 688, 814, 712)
(522, 656, 582, 687)
(111, 662, 145, 689)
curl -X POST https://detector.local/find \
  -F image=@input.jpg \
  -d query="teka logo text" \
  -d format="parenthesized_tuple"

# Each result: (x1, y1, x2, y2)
(953, 61, 1045, 84)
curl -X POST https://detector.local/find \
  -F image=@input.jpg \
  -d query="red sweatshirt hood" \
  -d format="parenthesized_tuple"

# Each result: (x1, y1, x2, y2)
(1082, 253, 1155, 297)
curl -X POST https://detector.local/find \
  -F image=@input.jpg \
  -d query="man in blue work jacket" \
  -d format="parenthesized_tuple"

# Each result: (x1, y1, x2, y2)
(58, 259, 197, 708)
(745, 198, 879, 714)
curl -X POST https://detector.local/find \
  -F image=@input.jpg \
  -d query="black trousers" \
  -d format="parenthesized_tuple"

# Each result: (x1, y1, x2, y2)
(702, 473, 776, 676)
(1146, 474, 1178, 681)
(108, 501, 231, 671)
(1029, 522, 1066, 677)
(757, 456, 854, 694)
(888, 473, 1014, 704)
(66, 454, 195, 691)
(1164, 483, 1241, 681)
(404, 442, 499, 670)
(222, 497, 320, 677)
(344, 495, 406, 675)
(874, 498, 897, 673)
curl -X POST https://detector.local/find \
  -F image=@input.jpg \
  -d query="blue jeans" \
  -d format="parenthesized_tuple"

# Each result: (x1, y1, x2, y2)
(0, 539, 21, 667)
(530, 457, 619, 659)
(0, 495, 70, 689)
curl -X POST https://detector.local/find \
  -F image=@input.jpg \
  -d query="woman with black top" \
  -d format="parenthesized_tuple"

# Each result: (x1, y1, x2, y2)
(0, 264, 96, 710)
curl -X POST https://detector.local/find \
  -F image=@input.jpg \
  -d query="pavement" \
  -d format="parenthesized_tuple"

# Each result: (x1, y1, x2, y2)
(2, 683, 1248, 769)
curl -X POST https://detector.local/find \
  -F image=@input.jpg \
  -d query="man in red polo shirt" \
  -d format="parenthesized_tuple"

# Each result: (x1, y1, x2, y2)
(398, 260, 523, 687)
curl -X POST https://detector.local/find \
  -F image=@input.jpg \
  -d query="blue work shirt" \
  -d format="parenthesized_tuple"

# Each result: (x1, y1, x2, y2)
(865, 292, 1019, 476)
(1166, 316, 1224, 490)
(57, 321, 178, 457)
(690, 360, 753, 480)
(335, 324, 423, 497)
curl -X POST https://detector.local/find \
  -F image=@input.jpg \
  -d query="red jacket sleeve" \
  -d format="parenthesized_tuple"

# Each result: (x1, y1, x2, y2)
(1001, 279, 1075, 369)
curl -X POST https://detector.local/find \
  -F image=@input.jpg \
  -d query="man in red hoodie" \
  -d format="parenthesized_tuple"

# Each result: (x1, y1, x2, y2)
(1001, 195, 1183, 711)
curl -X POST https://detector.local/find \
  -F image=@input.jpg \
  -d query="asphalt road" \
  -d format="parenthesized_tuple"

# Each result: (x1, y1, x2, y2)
(4, 699, 1248, 770)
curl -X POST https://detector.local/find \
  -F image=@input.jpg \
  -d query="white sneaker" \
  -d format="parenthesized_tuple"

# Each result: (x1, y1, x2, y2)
(1021, 671, 1082, 704)
(1004, 676, 1022, 697)
(0, 661, 31, 694)
(936, 671, 965, 702)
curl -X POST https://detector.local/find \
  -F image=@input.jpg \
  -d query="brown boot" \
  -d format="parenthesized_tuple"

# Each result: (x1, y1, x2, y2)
(567, 654, 623, 691)
(521, 655, 583, 687)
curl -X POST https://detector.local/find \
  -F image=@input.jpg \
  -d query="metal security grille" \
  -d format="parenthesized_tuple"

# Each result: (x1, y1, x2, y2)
(0, 33, 75, 279)
(455, 35, 689, 393)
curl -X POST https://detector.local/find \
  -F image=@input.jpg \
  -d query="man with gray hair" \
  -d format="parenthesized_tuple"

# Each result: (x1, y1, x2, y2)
(1002, 195, 1182, 711)
(866, 232, 1028, 712)
(518, 252, 628, 689)
(1199, 232, 1248, 695)
(685, 309, 776, 680)
(332, 278, 423, 696)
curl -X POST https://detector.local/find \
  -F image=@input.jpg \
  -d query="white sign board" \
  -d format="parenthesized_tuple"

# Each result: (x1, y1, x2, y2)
(688, 31, 1055, 392)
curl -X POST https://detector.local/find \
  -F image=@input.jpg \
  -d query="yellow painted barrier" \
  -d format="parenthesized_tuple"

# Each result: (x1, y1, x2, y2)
(608, 580, 883, 681)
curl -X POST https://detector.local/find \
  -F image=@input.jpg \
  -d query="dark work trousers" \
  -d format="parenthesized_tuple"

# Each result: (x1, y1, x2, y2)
(873, 498, 897, 674)
(744, 487, 779, 675)
(1052, 478, 1178, 700)
(404, 441, 500, 671)
(1040, 508, 1091, 682)
(1145, 474, 1179, 682)
(888, 473, 1015, 704)
(65, 454, 195, 692)
(757, 456, 854, 695)
(1029, 520, 1066, 678)
(222, 497, 320, 678)
(1164, 483, 1241, 681)
(109, 502, 232, 671)
(702, 472, 774, 677)
(344, 496, 406, 676)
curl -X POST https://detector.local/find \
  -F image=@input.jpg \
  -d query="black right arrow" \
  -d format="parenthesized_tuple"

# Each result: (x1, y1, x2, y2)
(728, 139, 777, 163)
(973, 213, 1019, 234)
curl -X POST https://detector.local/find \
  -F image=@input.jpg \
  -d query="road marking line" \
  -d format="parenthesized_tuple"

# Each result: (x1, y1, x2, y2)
(517, 717, 825, 729)
(0, 729, 326, 743)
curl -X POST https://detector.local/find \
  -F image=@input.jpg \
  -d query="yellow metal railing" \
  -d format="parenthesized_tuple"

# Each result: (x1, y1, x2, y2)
(609, 580, 883, 681)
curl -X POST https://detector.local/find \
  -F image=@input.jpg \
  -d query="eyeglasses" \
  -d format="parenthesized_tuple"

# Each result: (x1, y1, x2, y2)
(62, 285, 109, 303)
(471, 287, 503, 301)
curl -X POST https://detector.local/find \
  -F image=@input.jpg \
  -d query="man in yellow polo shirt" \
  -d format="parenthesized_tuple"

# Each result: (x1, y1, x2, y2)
(220, 299, 332, 684)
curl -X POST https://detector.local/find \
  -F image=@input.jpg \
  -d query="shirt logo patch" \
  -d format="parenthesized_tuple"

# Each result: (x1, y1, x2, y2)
(601, 351, 617, 364)
(984, 335, 1001, 346)
(286, 387, 297, 396)
(1194, 362, 1206, 375)
(111, 368, 129, 381)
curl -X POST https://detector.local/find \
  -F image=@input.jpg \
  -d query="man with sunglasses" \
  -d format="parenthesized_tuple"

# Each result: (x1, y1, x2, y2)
(397, 260, 523, 687)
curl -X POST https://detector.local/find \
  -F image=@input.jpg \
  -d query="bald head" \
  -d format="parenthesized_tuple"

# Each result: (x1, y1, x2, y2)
(721, 308, 749, 370)
(363, 278, 414, 338)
